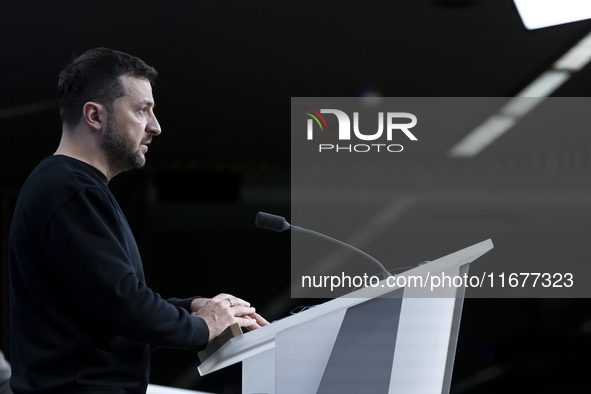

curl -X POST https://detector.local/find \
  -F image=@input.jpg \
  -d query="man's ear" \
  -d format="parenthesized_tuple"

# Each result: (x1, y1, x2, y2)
(82, 102, 106, 131)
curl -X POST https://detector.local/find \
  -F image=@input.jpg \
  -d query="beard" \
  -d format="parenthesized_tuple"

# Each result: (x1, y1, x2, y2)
(101, 117, 147, 174)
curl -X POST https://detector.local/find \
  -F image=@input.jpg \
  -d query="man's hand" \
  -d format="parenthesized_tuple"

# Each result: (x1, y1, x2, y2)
(191, 294, 269, 342)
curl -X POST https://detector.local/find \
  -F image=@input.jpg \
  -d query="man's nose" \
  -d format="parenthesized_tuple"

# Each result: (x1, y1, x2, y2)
(147, 113, 161, 136)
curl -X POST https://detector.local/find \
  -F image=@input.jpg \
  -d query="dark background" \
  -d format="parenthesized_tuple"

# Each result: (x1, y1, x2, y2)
(1, 1, 591, 393)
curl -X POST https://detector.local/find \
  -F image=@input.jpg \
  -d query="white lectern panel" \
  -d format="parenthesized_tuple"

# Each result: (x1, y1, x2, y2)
(389, 265, 460, 394)
(197, 240, 493, 394)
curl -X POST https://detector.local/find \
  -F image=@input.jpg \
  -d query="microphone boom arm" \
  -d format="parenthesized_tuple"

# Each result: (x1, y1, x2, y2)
(291, 225, 392, 279)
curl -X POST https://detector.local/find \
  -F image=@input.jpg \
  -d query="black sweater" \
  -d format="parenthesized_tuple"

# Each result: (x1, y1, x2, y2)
(9, 155, 209, 394)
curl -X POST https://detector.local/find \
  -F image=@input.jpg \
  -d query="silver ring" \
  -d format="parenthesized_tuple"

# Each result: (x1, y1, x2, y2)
(228, 298, 234, 307)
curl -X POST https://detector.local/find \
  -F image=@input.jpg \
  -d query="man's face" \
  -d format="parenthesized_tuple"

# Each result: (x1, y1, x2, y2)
(101, 75, 161, 173)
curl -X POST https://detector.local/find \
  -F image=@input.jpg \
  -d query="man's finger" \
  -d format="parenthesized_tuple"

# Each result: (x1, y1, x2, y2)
(236, 316, 257, 328)
(215, 294, 250, 308)
(253, 312, 270, 326)
(232, 306, 256, 317)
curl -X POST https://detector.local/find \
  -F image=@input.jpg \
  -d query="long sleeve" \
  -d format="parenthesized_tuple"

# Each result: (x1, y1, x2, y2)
(39, 186, 209, 349)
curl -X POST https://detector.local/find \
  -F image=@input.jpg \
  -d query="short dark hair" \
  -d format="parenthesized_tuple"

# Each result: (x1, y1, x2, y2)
(57, 47, 158, 127)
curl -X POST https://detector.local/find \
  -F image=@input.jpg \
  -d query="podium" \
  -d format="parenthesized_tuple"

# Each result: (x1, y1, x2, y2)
(198, 240, 493, 394)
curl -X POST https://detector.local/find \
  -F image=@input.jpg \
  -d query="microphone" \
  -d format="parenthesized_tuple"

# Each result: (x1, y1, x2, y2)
(255, 211, 291, 232)
(255, 212, 392, 279)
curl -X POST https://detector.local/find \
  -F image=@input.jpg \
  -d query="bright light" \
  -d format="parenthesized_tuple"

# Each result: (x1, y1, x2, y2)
(553, 32, 591, 71)
(448, 115, 516, 158)
(448, 2, 591, 158)
(447, 71, 571, 158)
(514, 0, 591, 30)
(515, 71, 570, 98)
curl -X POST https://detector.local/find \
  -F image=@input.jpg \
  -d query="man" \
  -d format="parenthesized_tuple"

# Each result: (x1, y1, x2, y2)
(8, 48, 268, 394)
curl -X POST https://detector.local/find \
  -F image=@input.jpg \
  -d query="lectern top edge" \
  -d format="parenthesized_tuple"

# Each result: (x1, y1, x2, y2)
(198, 239, 494, 377)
